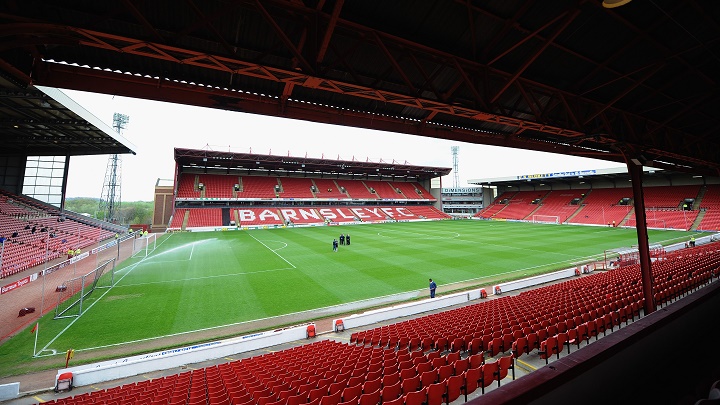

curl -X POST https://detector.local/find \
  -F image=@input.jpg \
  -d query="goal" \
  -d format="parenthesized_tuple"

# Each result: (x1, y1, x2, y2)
(132, 233, 158, 258)
(625, 218, 667, 229)
(532, 215, 560, 224)
(54, 258, 116, 319)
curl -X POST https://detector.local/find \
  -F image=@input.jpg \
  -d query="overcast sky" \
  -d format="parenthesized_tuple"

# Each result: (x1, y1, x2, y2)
(62, 89, 622, 202)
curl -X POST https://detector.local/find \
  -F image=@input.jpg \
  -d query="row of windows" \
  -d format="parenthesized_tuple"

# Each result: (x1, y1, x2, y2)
(22, 156, 66, 207)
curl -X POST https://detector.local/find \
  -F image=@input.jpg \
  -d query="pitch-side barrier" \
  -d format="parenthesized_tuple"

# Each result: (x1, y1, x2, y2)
(55, 324, 312, 387)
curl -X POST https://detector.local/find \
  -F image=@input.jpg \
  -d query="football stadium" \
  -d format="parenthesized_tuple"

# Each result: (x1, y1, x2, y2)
(2, 2, 720, 405)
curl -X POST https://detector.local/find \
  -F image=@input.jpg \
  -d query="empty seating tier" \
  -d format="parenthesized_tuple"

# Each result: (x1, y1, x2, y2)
(529, 190, 587, 223)
(0, 192, 117, 278)
(312, 179, 349, 199)
(279, 178, 315, 198)
(569, 188, 633, 226)
(45, 242, 720, 405)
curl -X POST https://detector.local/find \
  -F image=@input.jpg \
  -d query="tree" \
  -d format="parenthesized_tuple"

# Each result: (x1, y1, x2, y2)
(64, 198, 152, 225)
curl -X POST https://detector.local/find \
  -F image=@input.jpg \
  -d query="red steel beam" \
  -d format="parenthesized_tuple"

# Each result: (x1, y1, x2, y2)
(45, 26, 585, 138)
(490, 9, 579, 104)
(316, 0, 344, 64)
(34, 61, 617, 161)
(625, 158, 655, 316)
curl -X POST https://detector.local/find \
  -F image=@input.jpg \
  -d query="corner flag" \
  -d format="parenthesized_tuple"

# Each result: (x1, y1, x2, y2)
(30, 323, 38, 334)
(65, 349, 75, 368)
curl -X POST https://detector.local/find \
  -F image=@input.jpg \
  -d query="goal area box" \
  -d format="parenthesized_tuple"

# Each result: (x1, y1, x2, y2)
(54, 258, 116, 319)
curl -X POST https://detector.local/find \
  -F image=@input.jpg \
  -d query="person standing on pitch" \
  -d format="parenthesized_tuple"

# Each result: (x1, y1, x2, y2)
(346, 234, 350, 245)
(332, 238, 338, 252)
(429, 278, 437, 298)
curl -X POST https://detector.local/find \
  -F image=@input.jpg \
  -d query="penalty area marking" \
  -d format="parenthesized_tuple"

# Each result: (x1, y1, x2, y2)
(115, 266, 297, 288)
(115, 239, 214, 275)
(34, 233, 175, 358)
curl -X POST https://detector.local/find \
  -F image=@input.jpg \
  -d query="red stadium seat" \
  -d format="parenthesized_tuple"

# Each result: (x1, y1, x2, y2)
(426, 382, 445, 405)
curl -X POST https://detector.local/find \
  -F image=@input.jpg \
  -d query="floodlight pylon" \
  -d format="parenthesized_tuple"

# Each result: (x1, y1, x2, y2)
(99, 113, 129, 223)
(451, 146, 460, 188)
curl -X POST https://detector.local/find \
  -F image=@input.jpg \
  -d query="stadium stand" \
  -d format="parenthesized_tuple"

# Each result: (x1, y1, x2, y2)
(237, 176, 279, 199)
(41, 242, 720, 405)
(613, 185, 702, 231)
(311, 179, 349, 199)
(186, 208, 223, 228)
(169, 205, 451, 230)
(278, 178, 315, 199)
(406, 206, 452, 220)
(198, 174, 236, 199)
(700, 185, 720, 211)
(475, 192, 514, 219)
(236, 208, 285, 226)
(279, 207, 324, 225)
(392, 182, 428, 200)
(697, 185, 720, 231)
(177, 175, 438, 202)
(625, 209, 699, 231)
(528, 190, 587, 223)
(168, 209, 188, 230)
(0, 191, 116, 278)
(363, 180, 403, 200)
(641, 185, 700, 209)
(470, 184, 720, 231)
(489, 191, 547, 220)
(697, 210, 720, 232)
(176, 173, 199, 199)
(568, 188, 634, 227)
(335, 180, 376, 200)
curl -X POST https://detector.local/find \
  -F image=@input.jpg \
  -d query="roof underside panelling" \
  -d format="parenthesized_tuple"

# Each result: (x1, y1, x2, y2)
(0, 0, 719, 172)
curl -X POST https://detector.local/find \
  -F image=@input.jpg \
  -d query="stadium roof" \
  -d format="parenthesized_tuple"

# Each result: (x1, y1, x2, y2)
(1, 1, 719, 174)
(175, 147, 451, 180)
(0, 76, 136, 156)
(469, 166, 669, 187)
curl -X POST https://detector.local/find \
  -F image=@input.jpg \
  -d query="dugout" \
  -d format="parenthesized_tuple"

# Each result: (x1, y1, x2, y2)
(603, 247, 638, 269)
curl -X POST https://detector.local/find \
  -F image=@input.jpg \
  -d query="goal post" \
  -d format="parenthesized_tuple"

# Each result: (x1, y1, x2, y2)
(625, 218, 667, 229)
(532, 215, 560, 224)
(132, 233, 158, 258)
(54, 258, 116, 319)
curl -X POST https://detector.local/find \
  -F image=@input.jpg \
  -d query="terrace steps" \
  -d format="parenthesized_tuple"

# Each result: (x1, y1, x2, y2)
(618, 207, 635, 227)
(691, 210, 706, 231)
(694, 186, 706, 210)
(182, 210, 190, 230)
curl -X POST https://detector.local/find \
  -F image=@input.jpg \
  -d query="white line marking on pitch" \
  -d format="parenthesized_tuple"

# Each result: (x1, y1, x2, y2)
(248, 233, 296, 268)
(115, 267, 296, 288)
(35, 234, 176, 358)
(264, 240, 288, 251)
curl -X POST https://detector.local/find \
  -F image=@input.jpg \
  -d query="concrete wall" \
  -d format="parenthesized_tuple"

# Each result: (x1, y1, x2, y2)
(57, 324, 312, 387)
(0, 383, 19, 402)
(333, 290, 482, 332)
(493, 267, 578, 294)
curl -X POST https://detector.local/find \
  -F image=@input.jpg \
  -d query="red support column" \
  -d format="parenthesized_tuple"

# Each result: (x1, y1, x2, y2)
(626, 160, 655, 315)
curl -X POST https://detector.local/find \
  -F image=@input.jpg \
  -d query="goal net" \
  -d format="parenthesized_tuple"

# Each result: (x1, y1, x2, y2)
(132, 233, 158, 258)
(532, 215, 560, 224)
(625, 218, 667, 229)
(54, 258, 116, 319)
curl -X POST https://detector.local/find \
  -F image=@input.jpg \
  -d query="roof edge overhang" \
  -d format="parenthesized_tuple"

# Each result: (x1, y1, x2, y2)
(36, 85, 137, 155)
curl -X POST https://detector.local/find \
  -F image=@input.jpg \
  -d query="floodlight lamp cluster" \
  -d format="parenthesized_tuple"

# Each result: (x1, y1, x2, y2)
(602, 0, 631, 8)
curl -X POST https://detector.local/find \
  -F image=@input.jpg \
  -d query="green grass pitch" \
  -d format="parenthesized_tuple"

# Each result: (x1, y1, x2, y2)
(0, 220, 695, 375)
